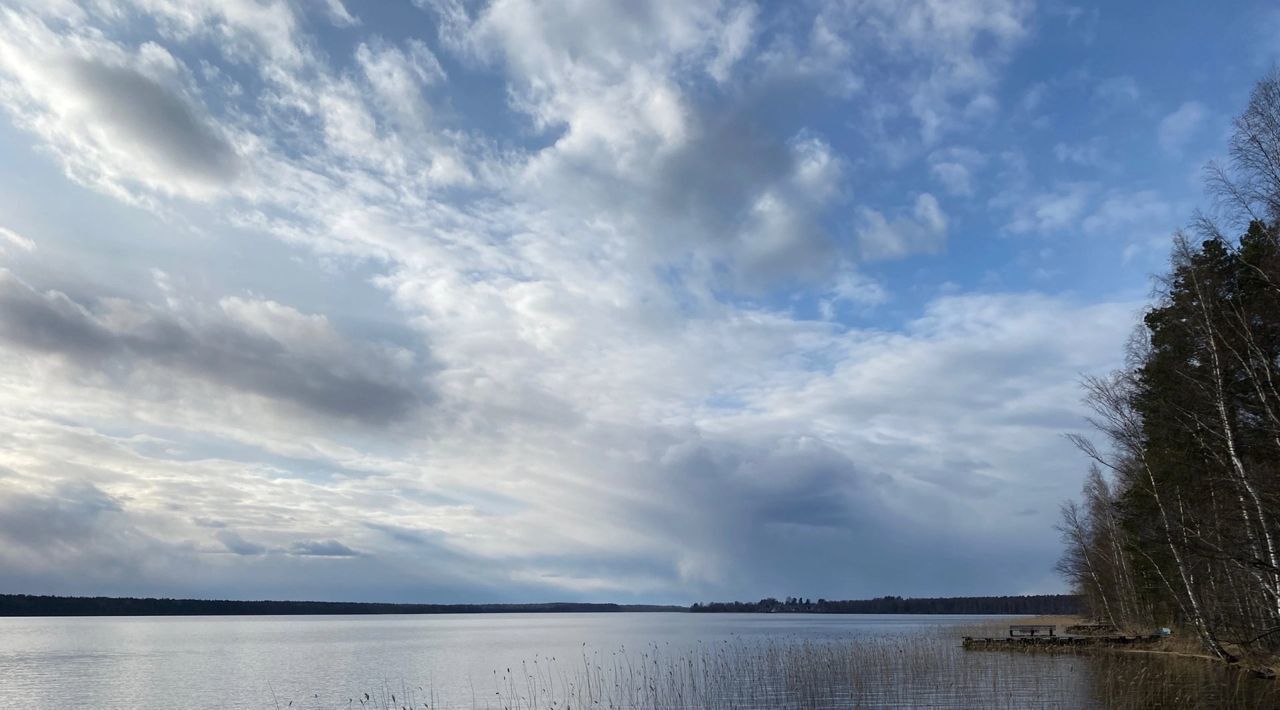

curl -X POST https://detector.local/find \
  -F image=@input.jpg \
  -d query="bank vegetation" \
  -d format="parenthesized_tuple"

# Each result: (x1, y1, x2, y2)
(1058, 70, 1280, 672)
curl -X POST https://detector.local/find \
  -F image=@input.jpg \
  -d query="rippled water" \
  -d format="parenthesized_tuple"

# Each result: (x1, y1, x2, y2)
(0, 613, 1272, 709)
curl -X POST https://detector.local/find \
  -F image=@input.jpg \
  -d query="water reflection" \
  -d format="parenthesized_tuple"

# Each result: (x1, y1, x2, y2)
(0, 614, 1274, 709)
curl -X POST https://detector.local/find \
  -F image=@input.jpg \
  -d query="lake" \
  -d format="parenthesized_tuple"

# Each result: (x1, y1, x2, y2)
(0, 613, 1271, 709)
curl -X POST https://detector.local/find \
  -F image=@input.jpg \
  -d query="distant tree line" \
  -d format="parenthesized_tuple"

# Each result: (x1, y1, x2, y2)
(1058, 71, 1280, 665)
(690, 595, 1081, 615)
(0, 594, 681, 617)
(1, 593, 1083, 617)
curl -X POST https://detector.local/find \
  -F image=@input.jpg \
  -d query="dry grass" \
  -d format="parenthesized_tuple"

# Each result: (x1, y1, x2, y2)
(977, 615, 1278, 675)
(1087, 652, 1280, 709)
(282, 623, 1280, 709)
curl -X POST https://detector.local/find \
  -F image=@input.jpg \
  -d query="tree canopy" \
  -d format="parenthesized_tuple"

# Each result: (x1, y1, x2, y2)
(1059, 71, 1280, 665)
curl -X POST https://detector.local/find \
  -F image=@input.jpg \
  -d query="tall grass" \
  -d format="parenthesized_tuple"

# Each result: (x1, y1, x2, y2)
(291, 631, 1280, 709)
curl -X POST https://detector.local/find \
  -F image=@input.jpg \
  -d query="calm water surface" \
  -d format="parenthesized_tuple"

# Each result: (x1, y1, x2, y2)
(0, 613, 1264, 709)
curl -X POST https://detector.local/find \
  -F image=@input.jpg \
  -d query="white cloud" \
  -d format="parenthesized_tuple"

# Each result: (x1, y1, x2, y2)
(731, 0, 1034, 147)
(355, 39, 446, 128)
(1092, 75, 1140, 107)
(820, 269, 889, 319)
(320, 0, 360, 27)
(1020, 81, 1046, 113)
(856, 193, 948, 261)
(131, 0, 304, 66)
(0, 14, 241, 200)
(0, 0, 1146, 602)
(1157, 100, 1207, 155)
(1082, 189, 1181, 262)
(0, 275, 1139, 597)
(707, 2, 756, 83)
(1082, 190, 1175, 235)
(1000, 183, 1094, 235)
(1053, 137, 1109, 167)
(0, 227, 35, 253)
(928, 146, 986, 195)
(930, 163, 973, 195)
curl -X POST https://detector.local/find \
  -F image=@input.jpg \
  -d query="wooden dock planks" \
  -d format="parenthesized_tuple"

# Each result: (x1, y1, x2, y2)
(962, 634, 1162, 651)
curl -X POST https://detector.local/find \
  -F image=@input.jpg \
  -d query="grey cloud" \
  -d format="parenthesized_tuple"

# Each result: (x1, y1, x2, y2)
(661, 436, 879, 531)
(67, 59, 241, 186)
(364, 521, 439, 546)
(288, 539, 360, 557)
(158, 319, 425, 425)
(0, 480, 178, 595)
(0, 482, 494, 601)
(652, 111, 792, 235)
(517, 551, 687, 591)
(540, 101, 839, 288)
(0, 273, 427, 425)
(216, 529, 267, 555)
(652, 110, 838, 285)
(0, 2, 1127, 606)
(624, 433, 901, 594)
(424, 1, 844, 288)
(660, 455, 999, 595)
(912, 460, 1003, 498)
(0, 481, 123, 546)
(216, 532, 358, 557)
(0, 278, 118, 359)
(620, 426, 1073, 598)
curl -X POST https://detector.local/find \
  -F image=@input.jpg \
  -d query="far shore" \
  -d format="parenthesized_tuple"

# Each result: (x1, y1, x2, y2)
(0, 592, 1077, 617)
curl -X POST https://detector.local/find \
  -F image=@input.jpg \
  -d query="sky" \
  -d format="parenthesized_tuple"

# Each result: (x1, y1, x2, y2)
(0, 0, 1276, 605)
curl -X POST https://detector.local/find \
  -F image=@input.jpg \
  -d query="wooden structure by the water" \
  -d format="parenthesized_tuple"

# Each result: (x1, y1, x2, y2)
(963, 622, 1161, 651)
(963, 634, 1162, 651)
(1009, 624, 1056, 637)
(1065, 623, 1119, 635)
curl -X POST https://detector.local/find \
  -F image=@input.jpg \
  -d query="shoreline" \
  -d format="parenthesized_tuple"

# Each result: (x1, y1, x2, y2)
(958, 615, 1279, 680)
(0, 592, 1078, 617)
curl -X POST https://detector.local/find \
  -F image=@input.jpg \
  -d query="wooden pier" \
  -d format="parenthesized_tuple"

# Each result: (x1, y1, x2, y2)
(1064, 623, 1119, 635)
(963, 633, 1162, 651)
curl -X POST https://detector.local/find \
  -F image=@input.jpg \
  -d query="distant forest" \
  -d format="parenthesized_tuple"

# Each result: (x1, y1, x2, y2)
(1056, 71, 1280, 666)
(0, 595, 680, 617)
(1, 593, 1079, 617)
(690, 594, 1081, 615)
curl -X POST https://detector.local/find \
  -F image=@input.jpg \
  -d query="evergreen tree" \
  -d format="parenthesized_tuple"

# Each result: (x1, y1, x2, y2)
(1060, 71, 1280, 665)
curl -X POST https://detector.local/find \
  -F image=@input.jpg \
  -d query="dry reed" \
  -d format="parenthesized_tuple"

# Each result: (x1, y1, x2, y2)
(281, 621, 1280, 709)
